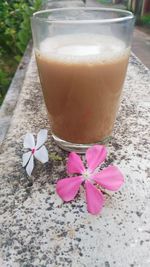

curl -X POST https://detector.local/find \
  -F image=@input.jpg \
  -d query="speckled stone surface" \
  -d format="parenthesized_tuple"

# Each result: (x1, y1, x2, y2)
(0, 1, 150, 263)
(0, 50, 150, 267)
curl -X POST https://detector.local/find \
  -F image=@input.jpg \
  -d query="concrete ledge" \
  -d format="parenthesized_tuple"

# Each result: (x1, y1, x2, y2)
(0, 1, 150, 266)
(0, 49, 150, 266)
(0, 42, 32, 145)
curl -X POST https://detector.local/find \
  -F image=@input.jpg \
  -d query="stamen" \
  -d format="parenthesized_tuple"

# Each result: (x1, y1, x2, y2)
(31, 148, 36, 154)
(82, 169, 91, 180)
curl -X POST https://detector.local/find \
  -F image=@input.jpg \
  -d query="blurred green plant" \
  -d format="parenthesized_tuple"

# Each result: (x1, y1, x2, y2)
(140, 14, 150, 25)
(97, 0, 112, 4)
(0, 0, 42, 105)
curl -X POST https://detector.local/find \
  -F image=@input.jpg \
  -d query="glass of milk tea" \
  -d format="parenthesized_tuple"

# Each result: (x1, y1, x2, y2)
(31, 8, 134, 153)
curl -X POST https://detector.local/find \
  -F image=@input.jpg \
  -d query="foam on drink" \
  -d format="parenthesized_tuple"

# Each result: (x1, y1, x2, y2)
(36, 34, 129, 143)
(38, 34, 127, 63)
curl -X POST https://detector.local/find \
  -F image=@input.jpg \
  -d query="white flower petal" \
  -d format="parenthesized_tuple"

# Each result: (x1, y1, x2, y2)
(26, 155, 34, 176)
(36, 129, 48, 149)
(34, 145, 48, 163)
(22, 151, 32, 167)
(24, 133, 35, 149)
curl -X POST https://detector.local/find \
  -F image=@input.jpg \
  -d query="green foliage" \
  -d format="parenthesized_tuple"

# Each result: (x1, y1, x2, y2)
(97, 0, 112, 4)
(140, 14, 150, 25)
(0, 70, 11, 105)
(0, 0, 42, 105)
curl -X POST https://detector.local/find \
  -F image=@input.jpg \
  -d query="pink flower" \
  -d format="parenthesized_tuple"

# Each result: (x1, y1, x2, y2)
(56, 145, 124, 215)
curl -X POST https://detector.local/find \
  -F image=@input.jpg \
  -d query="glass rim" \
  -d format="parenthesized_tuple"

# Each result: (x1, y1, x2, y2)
(32, 7, 134, 24)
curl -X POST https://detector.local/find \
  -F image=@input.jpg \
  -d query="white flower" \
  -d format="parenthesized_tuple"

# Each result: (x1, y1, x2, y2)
(22, 129, 48, 176)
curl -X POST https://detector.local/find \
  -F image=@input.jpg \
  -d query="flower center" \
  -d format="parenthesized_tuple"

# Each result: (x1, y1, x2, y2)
(82, 169, 91, 180)
(31, 148, 36, 154)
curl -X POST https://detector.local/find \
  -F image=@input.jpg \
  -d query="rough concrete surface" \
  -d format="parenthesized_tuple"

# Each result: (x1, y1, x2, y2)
(0, 42, 32, 145)
(0, 50, 150, 267)
(0, 0, 150, 266)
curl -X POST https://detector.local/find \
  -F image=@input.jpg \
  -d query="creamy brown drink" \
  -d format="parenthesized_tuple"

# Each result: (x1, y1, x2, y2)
(36, 34, 129, 144)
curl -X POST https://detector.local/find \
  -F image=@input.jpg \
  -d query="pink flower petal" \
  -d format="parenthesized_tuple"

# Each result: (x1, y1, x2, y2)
(86, 145, 107, 172)
(56, 176, 83, 202)
(93, 165, 124, 191)
(67, 152, 85, 174)
(85, 180, 104, 215)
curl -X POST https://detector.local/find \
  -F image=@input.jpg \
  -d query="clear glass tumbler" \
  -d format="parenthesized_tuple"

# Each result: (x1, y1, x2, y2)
(31, 8, 134, 153)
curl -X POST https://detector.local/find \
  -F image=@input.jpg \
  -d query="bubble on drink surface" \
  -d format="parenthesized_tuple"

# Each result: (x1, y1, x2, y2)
(38, 34, 128, 63)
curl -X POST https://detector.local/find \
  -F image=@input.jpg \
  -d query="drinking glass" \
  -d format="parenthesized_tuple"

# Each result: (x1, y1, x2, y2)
(31, 8, 134, 153)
